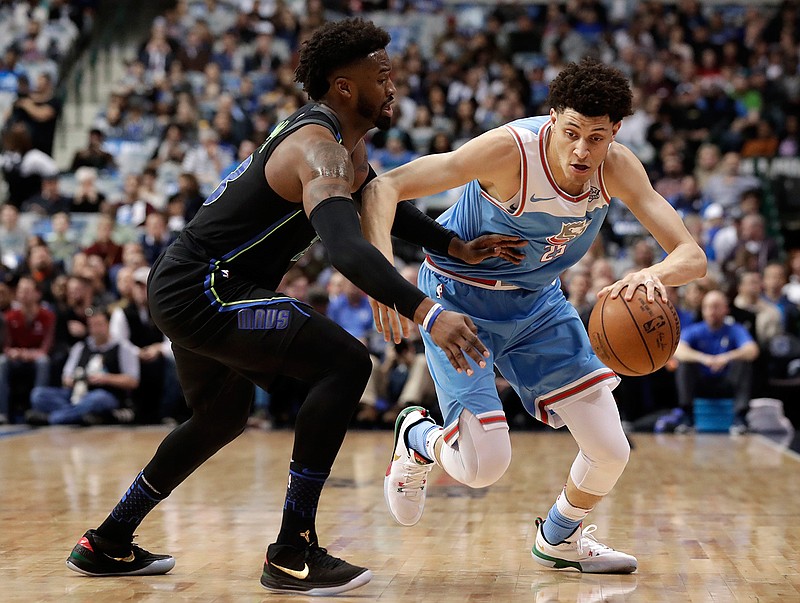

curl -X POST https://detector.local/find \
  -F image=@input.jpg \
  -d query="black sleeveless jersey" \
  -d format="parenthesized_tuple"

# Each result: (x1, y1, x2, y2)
(172, 103, 344, 290)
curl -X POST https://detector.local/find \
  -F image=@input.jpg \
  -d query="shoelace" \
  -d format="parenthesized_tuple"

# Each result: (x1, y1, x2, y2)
(398, 458, 432, 496)
(573, 525, 613, 556)
(306, 546, 345, 569)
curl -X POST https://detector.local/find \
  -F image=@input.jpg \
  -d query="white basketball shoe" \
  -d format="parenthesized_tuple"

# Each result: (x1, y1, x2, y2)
(532, 517, 638, 574)
(384, 406, 435, 526)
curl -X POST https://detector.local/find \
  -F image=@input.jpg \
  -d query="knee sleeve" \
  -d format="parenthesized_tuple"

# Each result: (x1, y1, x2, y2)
(557, 386, 630, 497)
(438, 409, 511, 488)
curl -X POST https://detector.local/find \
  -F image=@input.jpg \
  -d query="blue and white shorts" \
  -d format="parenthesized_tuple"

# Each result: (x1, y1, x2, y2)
(418, 263, 619, 444)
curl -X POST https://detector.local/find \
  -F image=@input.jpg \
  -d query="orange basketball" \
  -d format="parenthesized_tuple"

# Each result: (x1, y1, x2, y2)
(587, 285, 681, 376)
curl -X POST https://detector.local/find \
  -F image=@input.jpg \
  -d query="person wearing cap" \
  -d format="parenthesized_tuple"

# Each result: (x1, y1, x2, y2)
(109, 265, 179, 424)
(26, 306, 139, 426)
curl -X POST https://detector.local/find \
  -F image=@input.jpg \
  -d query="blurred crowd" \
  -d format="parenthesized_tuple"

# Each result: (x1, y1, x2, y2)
(0, 0, 799, 431)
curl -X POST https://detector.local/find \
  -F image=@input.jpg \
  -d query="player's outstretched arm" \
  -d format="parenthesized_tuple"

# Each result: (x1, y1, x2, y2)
(602, 143, 707, 301)
(296, 134, 489, 373)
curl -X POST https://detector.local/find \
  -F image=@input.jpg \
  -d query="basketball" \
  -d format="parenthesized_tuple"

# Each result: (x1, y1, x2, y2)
(587, 285, 681, 376)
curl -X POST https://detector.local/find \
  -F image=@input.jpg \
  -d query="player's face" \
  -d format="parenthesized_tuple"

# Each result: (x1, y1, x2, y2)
(354, 49, 395, 131)
(548, 109, 620, 192)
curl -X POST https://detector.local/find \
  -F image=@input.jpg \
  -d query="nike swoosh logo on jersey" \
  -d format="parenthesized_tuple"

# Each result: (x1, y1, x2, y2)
(272, 562, 310, 580)
(530, 194, 556, 202)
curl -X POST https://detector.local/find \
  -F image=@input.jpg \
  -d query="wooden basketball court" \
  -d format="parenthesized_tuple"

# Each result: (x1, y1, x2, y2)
(1, 426, 798, 602)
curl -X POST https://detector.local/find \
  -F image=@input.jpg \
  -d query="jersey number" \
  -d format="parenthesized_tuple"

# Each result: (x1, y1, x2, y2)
(203, 155, 254, 206)
(541, 244, 566, 262)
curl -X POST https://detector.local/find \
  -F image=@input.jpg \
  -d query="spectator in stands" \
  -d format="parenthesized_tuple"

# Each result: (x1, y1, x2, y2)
(654, 153, 686, 202)
(693, 143, 722, 191)
(175, 24, 212, 73)
(181, 126, 233, 193)
(26, 306, 139, 426)
(70, 128, 116, 171)
(0, 204, 29, 267)
(140, 211, 174, 265)
(675, 289, 760, 430)
(44, 211, 80, 272)
(0, 122, 59, 208)
(14, 242, 62, 305)
(733, 271, 783, 347)
(702, 152, 761, 212)
(667, 174, 706, 217)
(120, 95, 160, 142)
(83, 214, 123, 270)
(167, 171, 204, 225)
(152, 123, 188, 170)
(326, 277, 383, 425)
(740, 118, 780, 158)
(137, 166, 166, 211)
(70, 166, 106, 213)
(0, 276, 55, 424)
(110, 266, 178, 424)
(778, 114, 799, 157)
(371, 128, 418, 173)
(22, 173, 72, 216)
(9, 72, 61, 155)
(111, 173, 156, 229)
(762, 262, 800, 336)
(721, 213, 781, 280)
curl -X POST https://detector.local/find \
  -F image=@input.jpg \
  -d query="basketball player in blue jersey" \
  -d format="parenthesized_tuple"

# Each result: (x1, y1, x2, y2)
(363, 58, 707, 573)
(64, 19, 524, 596)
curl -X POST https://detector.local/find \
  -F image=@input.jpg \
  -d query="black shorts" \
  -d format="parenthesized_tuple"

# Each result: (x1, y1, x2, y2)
(148, 248, 316, 408)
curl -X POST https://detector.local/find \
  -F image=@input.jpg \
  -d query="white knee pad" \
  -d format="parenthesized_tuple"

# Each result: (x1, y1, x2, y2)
(438, 409, 511, 488)
(557, 386, 630, 497)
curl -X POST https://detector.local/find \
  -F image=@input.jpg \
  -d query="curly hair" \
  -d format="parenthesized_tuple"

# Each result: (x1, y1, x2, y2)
(295, 18, 391, 101)
(547, 58, 633, 123)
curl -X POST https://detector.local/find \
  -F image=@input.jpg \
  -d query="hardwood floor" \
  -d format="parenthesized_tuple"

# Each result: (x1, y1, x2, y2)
(1, 426, 798, 602)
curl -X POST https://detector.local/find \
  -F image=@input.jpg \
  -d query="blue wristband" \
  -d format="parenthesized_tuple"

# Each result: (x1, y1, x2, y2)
(423, 303, 445, 333)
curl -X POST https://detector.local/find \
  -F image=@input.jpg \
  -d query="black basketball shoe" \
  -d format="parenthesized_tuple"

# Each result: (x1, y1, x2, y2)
(66, 529, 175, 576)
(261, 543, 372, 596)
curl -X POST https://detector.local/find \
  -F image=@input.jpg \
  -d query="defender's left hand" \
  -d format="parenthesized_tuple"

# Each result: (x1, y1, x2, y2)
(370, 298, 414, 344)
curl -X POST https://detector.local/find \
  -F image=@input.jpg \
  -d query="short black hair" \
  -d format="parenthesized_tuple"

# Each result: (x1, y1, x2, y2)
(295, 18, 390, 101)
(547, 58, 633, 124)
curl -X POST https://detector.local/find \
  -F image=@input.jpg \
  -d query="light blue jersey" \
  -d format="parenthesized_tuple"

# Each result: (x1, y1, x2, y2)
(427, 117, 612, 291)
(418, 116, 619, 438)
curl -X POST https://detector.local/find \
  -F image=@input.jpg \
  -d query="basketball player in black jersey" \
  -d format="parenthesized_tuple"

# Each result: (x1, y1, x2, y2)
(66, 18, 524, 596)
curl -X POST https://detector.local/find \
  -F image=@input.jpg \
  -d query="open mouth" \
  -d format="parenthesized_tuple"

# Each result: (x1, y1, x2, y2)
(571, 163, 590, 174)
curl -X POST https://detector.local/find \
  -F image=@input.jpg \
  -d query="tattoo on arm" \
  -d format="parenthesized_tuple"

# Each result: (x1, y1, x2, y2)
(306, 141, 354, 182)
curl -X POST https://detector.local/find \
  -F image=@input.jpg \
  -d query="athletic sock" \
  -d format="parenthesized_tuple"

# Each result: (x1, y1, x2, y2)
(276, 461, 329, 550)
(406, 420, 439, 462)
(542, 489, 591, 545)
(96, 470, 168, 544)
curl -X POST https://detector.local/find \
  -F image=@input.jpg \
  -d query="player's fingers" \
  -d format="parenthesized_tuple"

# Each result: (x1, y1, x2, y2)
(451, 345, 474, 376)
(461, 333, 488, 367)
(400, 314, 414, 339)
(387, 307, 403, 344)
(444, 347, 463, 373)
(370, 299, 384, 334)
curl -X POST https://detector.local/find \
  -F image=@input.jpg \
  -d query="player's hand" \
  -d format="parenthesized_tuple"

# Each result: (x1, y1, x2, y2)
(600, 271, 667, 303)
(450, 235, 526, 265)
(428, 310, 489, 375)
(370, 298, 414, 344)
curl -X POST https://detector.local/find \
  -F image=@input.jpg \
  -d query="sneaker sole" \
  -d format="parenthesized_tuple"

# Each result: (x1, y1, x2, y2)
(66, 557, 176, 576)
(530, 546, 637, 574)
(260, 568, 372, 596)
